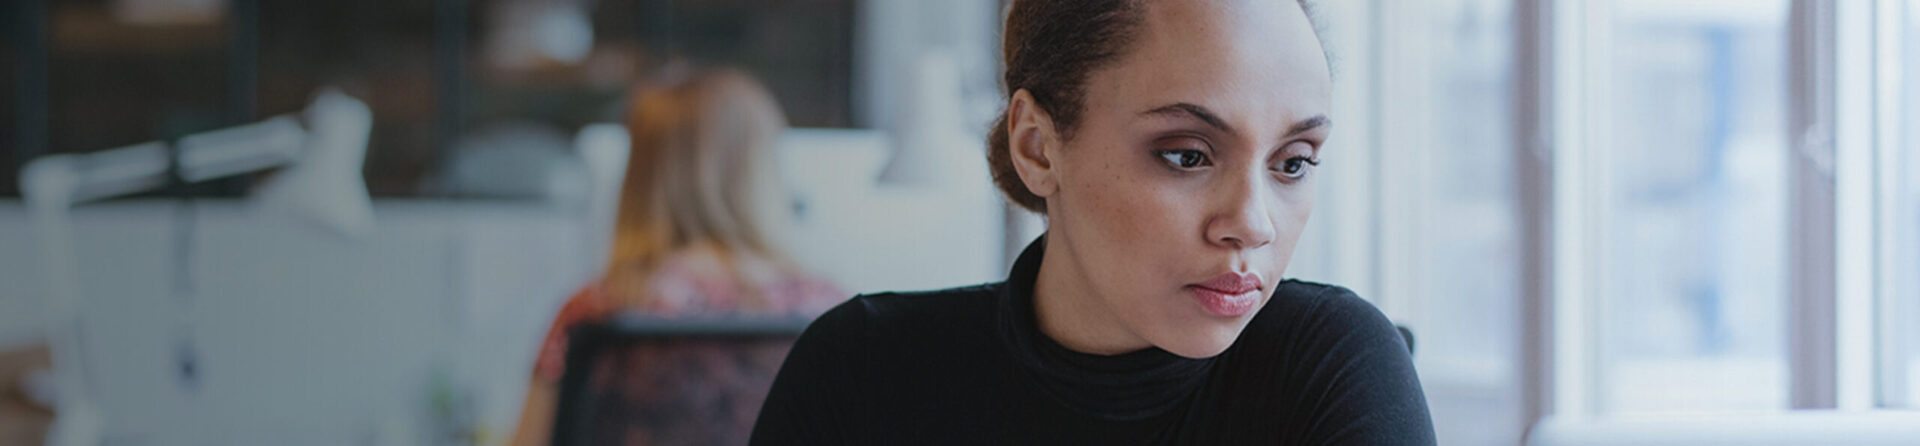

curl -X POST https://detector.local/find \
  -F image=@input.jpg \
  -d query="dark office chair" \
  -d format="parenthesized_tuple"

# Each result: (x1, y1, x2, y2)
(550, 314, 811, 446)
(1397, 324, 1416, 356)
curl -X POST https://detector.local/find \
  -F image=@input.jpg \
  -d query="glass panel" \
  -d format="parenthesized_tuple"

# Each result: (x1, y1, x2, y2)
(257, 0, 439, 196)
(437, 0, 856, 200)
(469, 0, 856, 129)
(1901, 0, 1920, 409)
(33, 0, 860, 198)
(1601, 0, 1790, 413)
(35, 0, 450, 197)
(48, 0, 229, 160)
(1419, 0, 1521, 443)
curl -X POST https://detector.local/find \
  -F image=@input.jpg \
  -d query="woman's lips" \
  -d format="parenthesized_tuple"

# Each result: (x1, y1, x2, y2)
(1189, 272, 1263, 318)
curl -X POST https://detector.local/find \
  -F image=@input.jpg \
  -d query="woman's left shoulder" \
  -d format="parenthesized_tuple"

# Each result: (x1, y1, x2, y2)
(1240, 279, 1406, 355)
(1227, 281, 1436, 444)
(1265, 279, 1390, 320)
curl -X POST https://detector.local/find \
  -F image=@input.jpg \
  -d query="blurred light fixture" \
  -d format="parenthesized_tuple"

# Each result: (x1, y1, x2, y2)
(110, 0, 227, 26)
(485, 0, 596, 70)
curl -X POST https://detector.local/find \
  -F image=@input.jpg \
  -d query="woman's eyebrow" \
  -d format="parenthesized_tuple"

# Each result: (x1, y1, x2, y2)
(1140, 103, 1236, 135)
(1139, 103, 1331, 139)
(1286, 115, 1331, 137)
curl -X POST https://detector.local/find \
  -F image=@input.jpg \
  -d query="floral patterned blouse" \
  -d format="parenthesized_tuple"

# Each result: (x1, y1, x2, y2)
(531, 250, 844, 445)
(534, 251, 845, 383)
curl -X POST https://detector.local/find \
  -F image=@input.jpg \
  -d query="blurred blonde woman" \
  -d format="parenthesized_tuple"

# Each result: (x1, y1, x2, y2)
(512, 69, 844, 446)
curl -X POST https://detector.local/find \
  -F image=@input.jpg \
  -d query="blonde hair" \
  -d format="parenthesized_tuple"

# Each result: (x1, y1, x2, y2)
(603, 69, 794, 309)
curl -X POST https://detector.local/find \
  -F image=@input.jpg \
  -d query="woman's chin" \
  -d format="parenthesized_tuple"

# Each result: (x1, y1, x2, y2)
(1151, 323, 1250, 359)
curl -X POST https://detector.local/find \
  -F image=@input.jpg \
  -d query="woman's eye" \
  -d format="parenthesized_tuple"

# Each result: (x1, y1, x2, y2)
(1275, 156, 1319, 179)
(1157, 149, 1211, 170)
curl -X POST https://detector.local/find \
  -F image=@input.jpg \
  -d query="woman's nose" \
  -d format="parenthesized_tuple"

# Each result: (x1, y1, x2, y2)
(1205, 174, 1277, 251)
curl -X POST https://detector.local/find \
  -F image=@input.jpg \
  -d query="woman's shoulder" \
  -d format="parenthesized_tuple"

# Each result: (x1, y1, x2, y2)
(1238, 279, 1409, 358)
(854, 283, 1002, 319)
(1225, 280, 1436, 444)
(759, 286, 1004, 444)
(1266, 279, 1391, 323)
(786, 283, 1004, 357)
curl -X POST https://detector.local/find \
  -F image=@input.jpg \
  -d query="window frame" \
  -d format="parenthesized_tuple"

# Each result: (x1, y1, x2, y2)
(8, 0, 50, 198)
(1866, 0, 1910, 410)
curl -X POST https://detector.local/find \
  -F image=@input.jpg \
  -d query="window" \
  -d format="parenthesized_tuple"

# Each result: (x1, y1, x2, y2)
(1538, 0, 1914, 425)
(1596, 0, 1792, 413)
(1899, 0, 1920, 409)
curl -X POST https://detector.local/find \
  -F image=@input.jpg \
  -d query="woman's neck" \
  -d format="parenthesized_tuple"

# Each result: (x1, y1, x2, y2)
(1032, 232, 1155, 356)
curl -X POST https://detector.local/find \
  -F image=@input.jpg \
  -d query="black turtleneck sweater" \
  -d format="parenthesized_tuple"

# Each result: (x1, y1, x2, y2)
(750, 239, 1436, 444)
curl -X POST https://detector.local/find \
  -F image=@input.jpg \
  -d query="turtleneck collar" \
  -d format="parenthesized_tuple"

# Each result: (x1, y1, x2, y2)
(994, 236, 1216, 421)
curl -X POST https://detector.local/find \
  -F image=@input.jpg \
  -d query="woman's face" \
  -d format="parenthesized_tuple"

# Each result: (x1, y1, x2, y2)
(1029, 0, 1331, 358)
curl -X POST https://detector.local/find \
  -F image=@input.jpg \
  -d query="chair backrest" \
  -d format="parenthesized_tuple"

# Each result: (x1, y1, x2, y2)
(1396, 324, 1416, 356)
(551, 315, 810, 446)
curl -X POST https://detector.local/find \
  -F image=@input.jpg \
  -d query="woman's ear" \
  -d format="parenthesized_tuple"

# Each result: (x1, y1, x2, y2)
(1007, 89, 1063, 200)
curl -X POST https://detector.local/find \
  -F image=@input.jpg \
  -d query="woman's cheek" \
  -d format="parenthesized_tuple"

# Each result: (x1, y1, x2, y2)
(1276, 190, 1314, 245)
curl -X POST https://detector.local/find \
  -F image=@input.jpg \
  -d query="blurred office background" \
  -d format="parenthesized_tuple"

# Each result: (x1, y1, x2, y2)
(2, 0, 1919, 445)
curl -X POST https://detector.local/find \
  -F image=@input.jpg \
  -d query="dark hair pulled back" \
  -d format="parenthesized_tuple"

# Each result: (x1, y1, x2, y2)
(986, 0, 1147, 213)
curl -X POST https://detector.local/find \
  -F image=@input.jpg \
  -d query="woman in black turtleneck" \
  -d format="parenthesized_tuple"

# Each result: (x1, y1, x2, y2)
(751, 0, 1436, 444)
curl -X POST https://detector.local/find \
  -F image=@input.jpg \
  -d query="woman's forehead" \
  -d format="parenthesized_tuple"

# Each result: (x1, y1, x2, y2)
(1088, 0, 1331, 137)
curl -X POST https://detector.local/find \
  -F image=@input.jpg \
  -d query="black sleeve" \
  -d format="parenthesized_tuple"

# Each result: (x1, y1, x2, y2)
(750, 297, 870, 445)
(1297, 287, 1438, 445)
